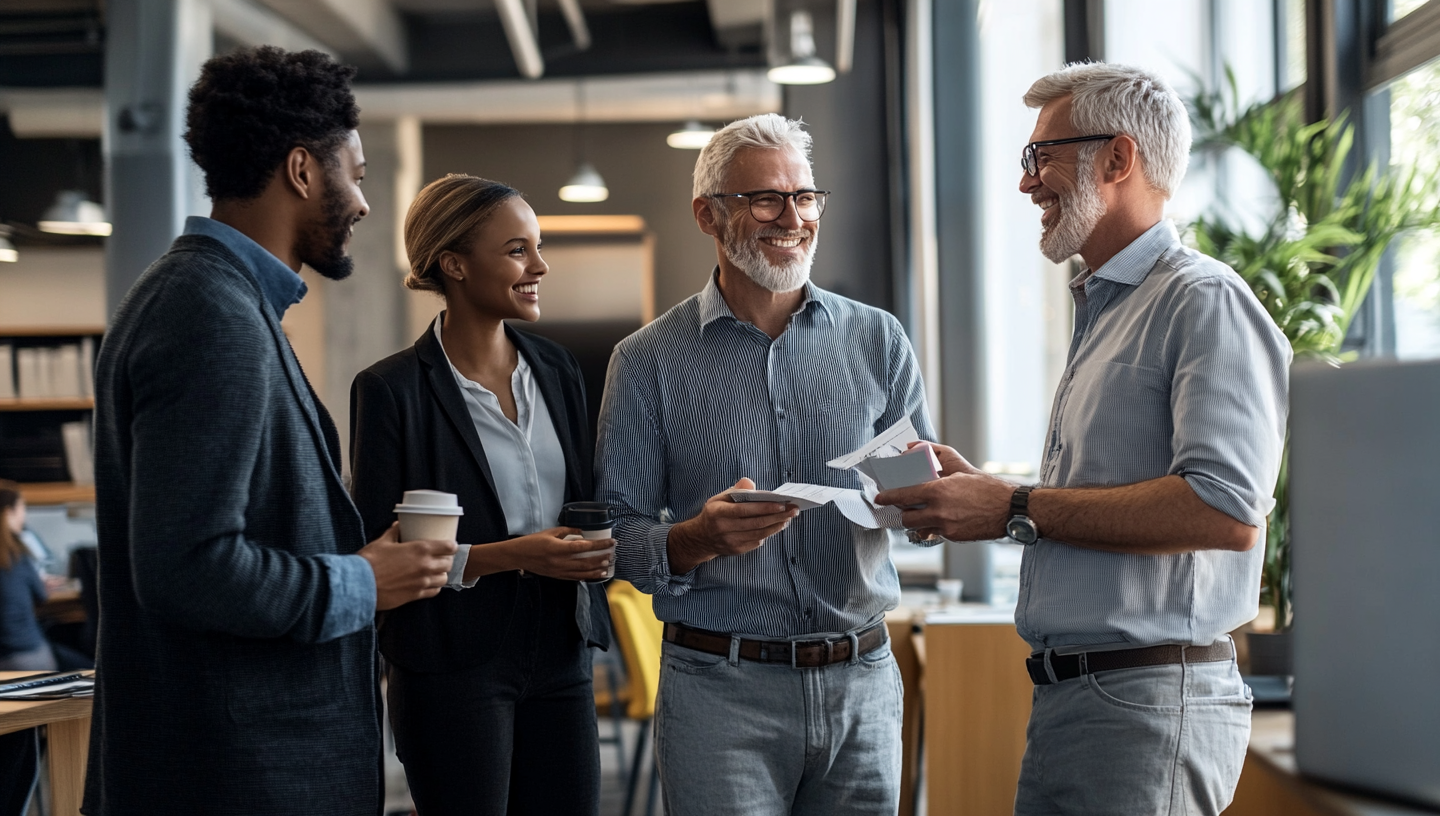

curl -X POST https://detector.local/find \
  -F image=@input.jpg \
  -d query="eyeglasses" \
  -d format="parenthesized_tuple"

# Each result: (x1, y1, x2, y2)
(1021, 135, 1116, 177)
(709, 189, 830, 223)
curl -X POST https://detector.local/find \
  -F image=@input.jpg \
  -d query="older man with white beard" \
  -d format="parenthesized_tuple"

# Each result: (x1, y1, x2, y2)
(875, 64, 1290, 815)
(596, 113, 933, 816)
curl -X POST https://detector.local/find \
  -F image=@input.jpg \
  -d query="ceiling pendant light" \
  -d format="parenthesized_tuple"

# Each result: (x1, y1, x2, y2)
(559, 162, 610, 202)
(38, 190, 112, 236)
(767, 10, 836, 86)
(559, 80, 609, 203)
(667, 120, 715, 150)
(0, 227, 17, 263)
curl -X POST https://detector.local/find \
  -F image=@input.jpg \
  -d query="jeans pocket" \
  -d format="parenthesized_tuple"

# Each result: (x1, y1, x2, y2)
(663, 643, 730, 676)
(858, 641, 894, 670)
(1085, 666, 1184, 713)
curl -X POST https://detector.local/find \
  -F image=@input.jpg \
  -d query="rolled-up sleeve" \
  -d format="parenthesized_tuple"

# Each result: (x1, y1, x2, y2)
(595, 346, 695, 596)
(1166, 277, 1292, 527)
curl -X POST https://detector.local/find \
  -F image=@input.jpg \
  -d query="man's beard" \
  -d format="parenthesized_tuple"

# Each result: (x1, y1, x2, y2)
(297, 170, 358, 281)
(722, 222, 817, 294)
(1039, 156, 1107, 264)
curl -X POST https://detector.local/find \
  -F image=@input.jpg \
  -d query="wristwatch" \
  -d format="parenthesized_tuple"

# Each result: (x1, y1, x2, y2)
(1006, 485, 1040, 545)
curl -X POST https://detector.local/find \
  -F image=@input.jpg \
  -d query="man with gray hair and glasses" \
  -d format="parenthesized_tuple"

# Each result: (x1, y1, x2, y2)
(877, 63, 1290, 814)
(596, 113, 934, 815)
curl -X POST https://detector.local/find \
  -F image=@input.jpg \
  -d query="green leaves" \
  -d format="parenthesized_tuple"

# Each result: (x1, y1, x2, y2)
(1186, 70, 1440, 630)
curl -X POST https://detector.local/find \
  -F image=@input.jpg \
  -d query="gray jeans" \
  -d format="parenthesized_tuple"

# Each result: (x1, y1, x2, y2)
(654, 636, 903, 816)
(1015, 647, 1252, 816)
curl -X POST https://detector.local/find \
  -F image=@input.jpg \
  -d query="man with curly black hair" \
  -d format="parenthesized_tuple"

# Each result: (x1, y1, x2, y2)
(85, 46, 456, 816)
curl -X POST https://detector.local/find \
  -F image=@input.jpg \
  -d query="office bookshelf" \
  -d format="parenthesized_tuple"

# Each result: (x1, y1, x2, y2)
(0, 326, 103, 505)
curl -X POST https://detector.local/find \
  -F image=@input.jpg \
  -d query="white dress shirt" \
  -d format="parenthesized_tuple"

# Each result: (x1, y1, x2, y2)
(433, 314, 568, 587)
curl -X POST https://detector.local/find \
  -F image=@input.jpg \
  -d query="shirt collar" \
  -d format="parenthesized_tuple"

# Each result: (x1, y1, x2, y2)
(1087, 220, 1179, 288)
(696, 266, 833, 333)
(183, 216, 308, 318)
(433, 312, 531, 389)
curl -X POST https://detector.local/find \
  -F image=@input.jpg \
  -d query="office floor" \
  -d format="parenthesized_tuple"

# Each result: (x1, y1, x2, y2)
(384, 717, 663, 816)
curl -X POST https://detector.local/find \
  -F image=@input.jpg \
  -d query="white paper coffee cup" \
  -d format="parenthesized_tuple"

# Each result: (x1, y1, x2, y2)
(564, 529, 615, 580)
(393, 489, 463, 541)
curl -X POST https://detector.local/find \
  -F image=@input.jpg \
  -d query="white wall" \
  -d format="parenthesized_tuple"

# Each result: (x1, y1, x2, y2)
(0, 248, 106, 329)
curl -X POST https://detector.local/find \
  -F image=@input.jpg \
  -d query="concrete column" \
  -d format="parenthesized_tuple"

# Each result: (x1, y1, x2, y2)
(104, 0, 212, 319)
(323, 119, 413, 475)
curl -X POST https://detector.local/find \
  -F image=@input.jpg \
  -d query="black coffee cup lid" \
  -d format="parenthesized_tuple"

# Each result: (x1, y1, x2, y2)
(560, 501, 614, 529)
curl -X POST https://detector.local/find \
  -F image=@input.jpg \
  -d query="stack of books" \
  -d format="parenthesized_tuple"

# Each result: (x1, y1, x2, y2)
(0, 338, 95, 400)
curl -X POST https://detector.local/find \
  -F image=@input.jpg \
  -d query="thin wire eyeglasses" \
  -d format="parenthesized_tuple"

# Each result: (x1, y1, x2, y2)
(1021, 135, 1116, 177)
(708, 189, 831, 223)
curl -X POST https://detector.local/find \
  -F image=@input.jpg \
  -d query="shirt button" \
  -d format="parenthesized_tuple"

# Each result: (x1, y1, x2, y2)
(805, 608, 813, 618)
(784, 470, 793, 479)
(777, 408, 786, 419)
(790, 556, 798, 565)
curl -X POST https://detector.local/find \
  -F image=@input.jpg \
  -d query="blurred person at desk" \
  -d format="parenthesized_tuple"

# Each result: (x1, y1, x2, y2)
(877, 63, 1289, 816)
(350, 174, 613, 816)
(597, 114, 934, 816)
(87, 47, 454, 816)
(0, 480, 90, 671)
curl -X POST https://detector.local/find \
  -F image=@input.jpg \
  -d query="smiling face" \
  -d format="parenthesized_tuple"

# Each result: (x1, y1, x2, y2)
(297, 130, 369, 281)
(710, 146, 819, 293)
(1020, 96, 1108, 264)
(440, 196, 547, 322)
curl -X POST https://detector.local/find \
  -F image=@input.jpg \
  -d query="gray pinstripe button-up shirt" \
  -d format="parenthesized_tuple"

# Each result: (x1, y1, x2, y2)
(596, 271, 935, 638)
(1016, 220, 1291, 651)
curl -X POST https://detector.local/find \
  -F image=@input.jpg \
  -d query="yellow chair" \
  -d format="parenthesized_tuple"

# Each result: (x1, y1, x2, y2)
(607, 582, 664, 816)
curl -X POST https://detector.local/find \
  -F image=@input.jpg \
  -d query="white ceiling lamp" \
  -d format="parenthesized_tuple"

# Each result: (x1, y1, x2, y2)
(767, 10, 836, 86)
(0, 227, 17, 263)
(559, 163, 610, 203)
(559, 81, 609, 203)
(667, 119, 715, 149)
(38, 190, 112, 236)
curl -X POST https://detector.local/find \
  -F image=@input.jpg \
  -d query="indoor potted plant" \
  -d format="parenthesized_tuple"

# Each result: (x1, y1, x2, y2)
(1187, 73, 1440, 673)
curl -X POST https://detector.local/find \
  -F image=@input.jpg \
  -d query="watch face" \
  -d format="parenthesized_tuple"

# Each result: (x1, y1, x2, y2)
(1007, 517, 1038, 544)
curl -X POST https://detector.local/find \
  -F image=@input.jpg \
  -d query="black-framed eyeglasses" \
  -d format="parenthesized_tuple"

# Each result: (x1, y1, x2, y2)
(1021, 135, 1116, 177)
(709, 189, 830, 223)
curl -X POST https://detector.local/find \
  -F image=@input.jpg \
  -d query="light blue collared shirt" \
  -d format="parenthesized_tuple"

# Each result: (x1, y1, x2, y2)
(597, 270, 936, 637)
(183, 216, 308, 318)
(182, 215, 375, 641)
(1017, 220, 1291, 652)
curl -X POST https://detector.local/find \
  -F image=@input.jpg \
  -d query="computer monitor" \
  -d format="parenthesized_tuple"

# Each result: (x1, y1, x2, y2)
(1290, 358, 1440, 808)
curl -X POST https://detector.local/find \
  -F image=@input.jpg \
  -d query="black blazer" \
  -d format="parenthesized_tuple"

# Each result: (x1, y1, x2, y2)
(88, 236, 378, 816)
(349, 321, 611, 674)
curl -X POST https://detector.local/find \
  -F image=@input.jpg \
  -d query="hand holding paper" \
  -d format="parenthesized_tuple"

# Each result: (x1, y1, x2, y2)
(873, 443, 1015, 541)
(670, 477, 799, 573)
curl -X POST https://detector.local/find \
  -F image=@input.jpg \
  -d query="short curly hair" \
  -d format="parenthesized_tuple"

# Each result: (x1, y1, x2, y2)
(184, 46, 360, 202)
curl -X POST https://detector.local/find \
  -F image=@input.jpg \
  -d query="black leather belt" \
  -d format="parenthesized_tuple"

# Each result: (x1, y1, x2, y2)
(1026, 641, 1235, 685)
(664, 622, 887, 668)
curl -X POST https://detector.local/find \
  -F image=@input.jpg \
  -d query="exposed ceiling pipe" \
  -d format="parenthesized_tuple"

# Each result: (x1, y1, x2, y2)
(556, 0, 592, 51)
(494, 0, 545, 79)
(836, 0, 856, 74)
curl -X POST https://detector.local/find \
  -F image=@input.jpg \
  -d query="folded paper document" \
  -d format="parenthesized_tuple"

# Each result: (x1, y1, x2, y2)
(728, 418, 939, 530)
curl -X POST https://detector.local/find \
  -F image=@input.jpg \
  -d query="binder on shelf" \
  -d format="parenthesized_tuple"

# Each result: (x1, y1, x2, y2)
(53, 344, 82, 399)
(0, 344, 13, 399)
(16, 348, 43, 398)
(61, 420, 93, 485)
(79, 337, 95, 397)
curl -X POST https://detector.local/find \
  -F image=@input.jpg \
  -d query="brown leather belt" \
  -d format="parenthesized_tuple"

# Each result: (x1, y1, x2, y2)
(1026, 640, 1235, 685)
(664, 622, 888, 668)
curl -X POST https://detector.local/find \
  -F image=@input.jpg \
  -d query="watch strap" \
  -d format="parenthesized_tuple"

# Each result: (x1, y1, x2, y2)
(1010, 485, 1035, 519)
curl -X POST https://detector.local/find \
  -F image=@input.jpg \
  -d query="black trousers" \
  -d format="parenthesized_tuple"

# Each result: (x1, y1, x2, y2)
(387, 575, 601, 816)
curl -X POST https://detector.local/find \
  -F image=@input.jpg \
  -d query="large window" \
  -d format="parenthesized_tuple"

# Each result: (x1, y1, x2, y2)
(1385, 5, 1440, 358)
(1389, 60, 1440, 357)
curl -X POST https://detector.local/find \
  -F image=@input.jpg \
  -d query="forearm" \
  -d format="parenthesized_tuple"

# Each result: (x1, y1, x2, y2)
(665, 518, 715, 575)
(462, 539, 518, 580)
(1031, 475, 1259, 554)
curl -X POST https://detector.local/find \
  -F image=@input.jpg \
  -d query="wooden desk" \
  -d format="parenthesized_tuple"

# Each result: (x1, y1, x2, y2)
(1225, 711, 1434, 816)
(0, 672, 92, 816)
(918, 607, 1034, 816)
